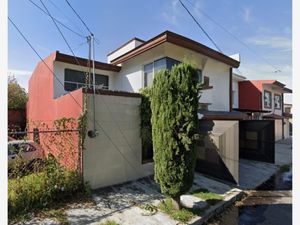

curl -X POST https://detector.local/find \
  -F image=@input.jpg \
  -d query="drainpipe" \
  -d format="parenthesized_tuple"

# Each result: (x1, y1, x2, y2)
(87, 34, 99, 138)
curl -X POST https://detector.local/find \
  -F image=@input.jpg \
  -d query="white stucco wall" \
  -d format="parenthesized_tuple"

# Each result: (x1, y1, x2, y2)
(53, 61, 117, 99)
(107, 39, 144, 63)
(232, 79, 239, 109)
(83, 94, 153, 189)
(275, 119, 283, 141)
(114, 42, 232, 111)
(284, 118, 290, 139)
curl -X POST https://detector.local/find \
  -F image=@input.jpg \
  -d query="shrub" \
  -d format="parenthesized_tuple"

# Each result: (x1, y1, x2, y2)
(8, 156, 85, 219)
(140, 87, 153, 161)
(151, 63, 200, 208)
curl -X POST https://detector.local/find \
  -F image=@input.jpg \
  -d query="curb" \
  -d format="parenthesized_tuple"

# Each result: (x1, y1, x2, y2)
(189, 189, 246, 225)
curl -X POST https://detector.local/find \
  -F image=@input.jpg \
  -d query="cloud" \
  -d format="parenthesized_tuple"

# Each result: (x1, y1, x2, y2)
(161, 0, 204, 26)
(8, 69, 32, 91)
(243, 7, 252, 23)
(247, 36, 292, 51)
(161, 0, 180, 25)
(7, 69, 32, 77)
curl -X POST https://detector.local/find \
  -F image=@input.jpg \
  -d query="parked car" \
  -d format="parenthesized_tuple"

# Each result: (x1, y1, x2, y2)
(8, 140, 44, 173)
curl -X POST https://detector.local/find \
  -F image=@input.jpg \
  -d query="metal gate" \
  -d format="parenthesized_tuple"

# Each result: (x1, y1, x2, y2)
(239, 120, 275, 163)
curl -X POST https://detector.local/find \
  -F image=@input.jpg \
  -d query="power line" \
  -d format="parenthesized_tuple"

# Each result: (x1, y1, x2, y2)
(26, 0, 85, 38)
(8, 16, 145, 178)
(183, 0, 281, 72)
(178, 0, 223, 53)
(65, 0, 93, 35)
(48, 0, 86, 37)
(39, 0, 145, 176)
(42, 0, 142, 163)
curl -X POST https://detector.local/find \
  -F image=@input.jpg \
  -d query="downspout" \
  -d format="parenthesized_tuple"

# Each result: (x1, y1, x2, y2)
(87, 34, 99, 138)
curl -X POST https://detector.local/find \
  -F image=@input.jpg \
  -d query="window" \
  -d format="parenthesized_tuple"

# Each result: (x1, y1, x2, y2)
(143, 57, 180, 87)
(64, 69, 109, 92)
(264, 90, 272, 109)
(197, 69, 203, 83)
(274, 94, 282, 109)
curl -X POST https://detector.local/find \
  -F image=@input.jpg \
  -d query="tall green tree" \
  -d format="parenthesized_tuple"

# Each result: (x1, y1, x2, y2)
(8, 75, 28, 109)
(151, 63, 201, 209)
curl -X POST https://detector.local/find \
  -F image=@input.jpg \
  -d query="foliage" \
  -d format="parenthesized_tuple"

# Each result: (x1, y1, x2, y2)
(158, 198, 194, 223)
(8, 75, 28, 109)
(151, 63, 201, 201)
(139, 87, 153, 160)
(8, 155, 85, 219)
(279, 164, 291, 172)
(99, 221, 119, 225)
(192, 188, 224, 205)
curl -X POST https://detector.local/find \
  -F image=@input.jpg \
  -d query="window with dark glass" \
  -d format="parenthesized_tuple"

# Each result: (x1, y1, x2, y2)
(143, 57, 180, 87)
(274, 94, 281, 109)
(64, 69, 109, 92)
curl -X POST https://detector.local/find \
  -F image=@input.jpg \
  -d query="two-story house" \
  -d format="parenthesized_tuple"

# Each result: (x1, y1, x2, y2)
(27, 30, 243, 188)
(238, 80, 292, 141)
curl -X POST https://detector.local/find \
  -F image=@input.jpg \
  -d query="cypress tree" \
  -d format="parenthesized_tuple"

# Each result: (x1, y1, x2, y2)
(151, 63, 200, 209)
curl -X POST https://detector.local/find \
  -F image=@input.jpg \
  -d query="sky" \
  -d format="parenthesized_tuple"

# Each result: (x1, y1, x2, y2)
(8, 0, 292, 103)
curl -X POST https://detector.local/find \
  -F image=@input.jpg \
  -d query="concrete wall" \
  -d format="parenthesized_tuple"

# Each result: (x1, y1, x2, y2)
(53, 61, 117, 99)
(83, 93, 153, 189)
(115, 42, 231, 111)
(232, 79, 239, 109)
(275, 119, 283, 141)
(197, 120, 239, 183)
(284, 118, 290, 139)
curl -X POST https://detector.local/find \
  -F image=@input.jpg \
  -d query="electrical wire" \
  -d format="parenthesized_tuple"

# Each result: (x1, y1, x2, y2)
(8, 16, 145, 178)
(65, 0, 93, 35)
(26, 0, 85, 38)
(182, 0, 281, 73)
(178, 0, 223, 53)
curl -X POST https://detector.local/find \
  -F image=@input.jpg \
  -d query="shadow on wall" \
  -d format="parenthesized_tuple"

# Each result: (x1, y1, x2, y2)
(195, 120, 238, 184)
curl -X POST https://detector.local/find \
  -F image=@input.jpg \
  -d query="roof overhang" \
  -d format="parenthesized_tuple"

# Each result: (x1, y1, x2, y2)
(110, 31, 240, 68)
(198, 110, 247, 120)
(233, 108, 272, 113)
(262, 114, 285, 119)
(54, 51, 121, 72)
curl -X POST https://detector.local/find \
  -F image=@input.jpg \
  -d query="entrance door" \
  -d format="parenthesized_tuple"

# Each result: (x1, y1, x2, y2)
(239, 120, 275, 163)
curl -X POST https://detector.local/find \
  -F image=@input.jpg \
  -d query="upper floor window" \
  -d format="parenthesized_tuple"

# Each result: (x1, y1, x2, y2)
(274, 94, 282, 109)
(264, 90, 272, 109)
(144, 57, 180, 87)
(64, 69, 109, 92)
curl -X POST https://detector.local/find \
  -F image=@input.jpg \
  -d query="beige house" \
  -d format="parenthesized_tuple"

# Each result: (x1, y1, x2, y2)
(28, 31, 244, 189)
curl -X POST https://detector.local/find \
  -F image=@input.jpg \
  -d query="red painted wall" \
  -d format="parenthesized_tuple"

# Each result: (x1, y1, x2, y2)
(27, 52, 84, 169)
(238, 81, 263, 110)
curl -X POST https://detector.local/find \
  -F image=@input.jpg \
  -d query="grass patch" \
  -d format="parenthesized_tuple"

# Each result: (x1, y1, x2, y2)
(8, 156, 90, 222)
(280, 164, 291, 172)
(158, 198, 195, 223)
(192, 188, 224, 205)
(99, 221, 119, 225)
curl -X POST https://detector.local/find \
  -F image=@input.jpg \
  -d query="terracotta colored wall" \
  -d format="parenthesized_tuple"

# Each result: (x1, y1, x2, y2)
(238, 81, 262, 110)
(27, 52, 83, 169)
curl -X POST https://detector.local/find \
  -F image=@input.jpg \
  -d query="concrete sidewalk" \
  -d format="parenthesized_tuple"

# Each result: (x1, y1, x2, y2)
(14, 139, 292, 225)
(238, 138, 292, 190)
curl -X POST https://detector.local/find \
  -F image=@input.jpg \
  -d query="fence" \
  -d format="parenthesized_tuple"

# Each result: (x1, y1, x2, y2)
(8, 117, 83, 179)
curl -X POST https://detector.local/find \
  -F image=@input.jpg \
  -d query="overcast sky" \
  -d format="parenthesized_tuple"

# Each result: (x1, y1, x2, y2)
(8, 0, 292, 103)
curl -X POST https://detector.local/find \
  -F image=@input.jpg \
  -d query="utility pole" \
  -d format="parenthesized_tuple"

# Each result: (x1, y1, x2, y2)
(87, 34, 98, 138)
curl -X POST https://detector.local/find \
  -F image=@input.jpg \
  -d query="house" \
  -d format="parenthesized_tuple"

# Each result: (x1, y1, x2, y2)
(238, 80, 292, 141)
(27, 30, 244, 189)
(232, 73, 246, 109)
(283, 103, 293, 137)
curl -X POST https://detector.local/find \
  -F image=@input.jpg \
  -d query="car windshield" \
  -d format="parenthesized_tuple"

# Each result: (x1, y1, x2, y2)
(8, 143, 34, 155)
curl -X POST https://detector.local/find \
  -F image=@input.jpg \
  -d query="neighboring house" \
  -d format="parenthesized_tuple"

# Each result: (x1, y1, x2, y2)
(232, 73, 246, 109)
(238, 80, 292, 141)
(283, 103, 293, 137)
(27, 30, 243, 189)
